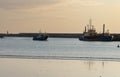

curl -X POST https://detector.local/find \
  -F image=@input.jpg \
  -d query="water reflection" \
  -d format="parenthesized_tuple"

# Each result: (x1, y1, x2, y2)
(83, 60, 120, 77)
(84, 61, 107, 77)
(102, 62, 104, 68)
(84, 61, 105, 70)
(0, 58, 120, 77)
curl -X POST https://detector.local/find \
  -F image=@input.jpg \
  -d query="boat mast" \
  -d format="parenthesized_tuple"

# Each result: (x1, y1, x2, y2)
(103, 24, 105, 35)
(89, 19, 92, 30)
(84, 26, 86, 32)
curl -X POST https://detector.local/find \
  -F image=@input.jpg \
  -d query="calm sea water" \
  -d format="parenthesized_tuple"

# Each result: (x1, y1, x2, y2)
(0, 37, 120, 60)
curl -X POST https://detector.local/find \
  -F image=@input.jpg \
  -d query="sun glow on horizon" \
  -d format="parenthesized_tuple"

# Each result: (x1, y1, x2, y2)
(0, 0, 120, 33)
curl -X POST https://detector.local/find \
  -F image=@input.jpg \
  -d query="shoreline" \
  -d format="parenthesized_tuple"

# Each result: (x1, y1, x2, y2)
(0, 33, 120, 37)
(1, 55, 120, 62)
(0, 33, 82, 38)
(1, 33, 120, 41)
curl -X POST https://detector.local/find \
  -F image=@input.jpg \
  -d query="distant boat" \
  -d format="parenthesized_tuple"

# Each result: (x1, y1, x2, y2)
(117, 44, 120, 48)
(0, 35, 4, 38)
(33, 32, 48, 41)
(79, 19, 113, 41)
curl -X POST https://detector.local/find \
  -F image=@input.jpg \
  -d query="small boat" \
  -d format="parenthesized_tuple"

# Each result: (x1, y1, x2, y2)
(33, 33, 48, 41)
(0, 35, 4, 38)
(79, 19, 113, 41)
(117, 44, 120, 48)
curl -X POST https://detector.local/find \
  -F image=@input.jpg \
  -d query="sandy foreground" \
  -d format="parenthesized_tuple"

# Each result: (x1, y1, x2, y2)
(0, 58, 120, 77)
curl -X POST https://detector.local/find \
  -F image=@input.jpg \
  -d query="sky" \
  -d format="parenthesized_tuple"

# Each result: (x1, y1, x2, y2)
(0, 0, 120, 33)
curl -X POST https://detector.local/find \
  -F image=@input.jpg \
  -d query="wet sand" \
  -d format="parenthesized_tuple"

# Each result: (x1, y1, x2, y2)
(0, 58, 120, 77)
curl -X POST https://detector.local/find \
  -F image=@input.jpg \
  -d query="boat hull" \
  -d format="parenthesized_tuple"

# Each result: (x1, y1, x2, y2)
(79, 35, 113, 41)
(33, 35, 48, 41)
(0, 35, 4, 38)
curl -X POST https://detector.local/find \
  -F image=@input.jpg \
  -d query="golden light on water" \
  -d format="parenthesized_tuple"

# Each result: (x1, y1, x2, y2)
(0, 58, 120, 77)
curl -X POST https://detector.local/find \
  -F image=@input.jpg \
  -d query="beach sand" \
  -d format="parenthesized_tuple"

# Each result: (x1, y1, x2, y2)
(0, 58, 120, 77)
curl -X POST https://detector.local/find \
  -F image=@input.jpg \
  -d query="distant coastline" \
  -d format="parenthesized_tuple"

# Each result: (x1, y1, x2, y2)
(1, 33, 120, 41)
(0, 33, 82, 38)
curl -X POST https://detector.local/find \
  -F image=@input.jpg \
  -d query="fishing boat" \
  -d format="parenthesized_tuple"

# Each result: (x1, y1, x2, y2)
(0, 35, 4, 38)
(79, 19, 113, 41)
(33, 32, 48, 41)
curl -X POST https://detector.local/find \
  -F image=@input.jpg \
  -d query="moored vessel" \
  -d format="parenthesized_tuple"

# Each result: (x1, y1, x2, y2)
(33, 32, 48, 41)
(0, 35, 4, 38)
(79, 19, 113, 41)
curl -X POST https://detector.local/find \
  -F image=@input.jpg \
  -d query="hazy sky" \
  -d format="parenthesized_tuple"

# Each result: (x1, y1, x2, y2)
(0, 0, 120, 33)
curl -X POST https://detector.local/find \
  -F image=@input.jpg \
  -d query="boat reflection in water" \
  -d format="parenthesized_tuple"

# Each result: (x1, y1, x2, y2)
(79, 19, 113, 41)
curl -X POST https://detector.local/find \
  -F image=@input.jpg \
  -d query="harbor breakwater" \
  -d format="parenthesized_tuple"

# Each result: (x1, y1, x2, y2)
(0, 33, 82, 38)
(1, 33, 120, 41)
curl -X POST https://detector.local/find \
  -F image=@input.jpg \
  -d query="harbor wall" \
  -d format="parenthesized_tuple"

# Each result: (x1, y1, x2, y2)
(0, 33, 82, 38)
(1, 33, 120, 41)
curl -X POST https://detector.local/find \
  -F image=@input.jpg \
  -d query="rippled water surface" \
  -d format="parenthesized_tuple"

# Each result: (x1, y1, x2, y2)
(0, 37, 120, 60)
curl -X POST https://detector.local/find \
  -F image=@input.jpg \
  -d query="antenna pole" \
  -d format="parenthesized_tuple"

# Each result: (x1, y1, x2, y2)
(89, 19, 92, 30)
(103, 24, 105, 35)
